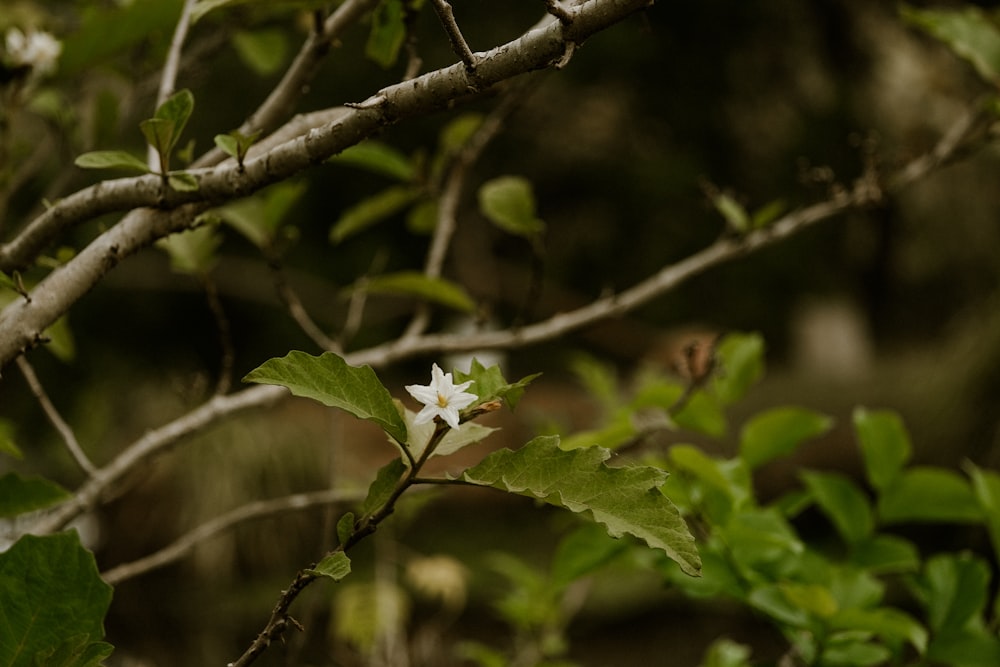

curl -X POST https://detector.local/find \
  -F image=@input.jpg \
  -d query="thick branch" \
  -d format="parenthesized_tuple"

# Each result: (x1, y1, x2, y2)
(0, 0, 655, 367)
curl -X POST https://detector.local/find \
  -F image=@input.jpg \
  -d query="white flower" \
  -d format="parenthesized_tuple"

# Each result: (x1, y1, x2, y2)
(5, 28, 62, 76)
(405, 363, 477, 430)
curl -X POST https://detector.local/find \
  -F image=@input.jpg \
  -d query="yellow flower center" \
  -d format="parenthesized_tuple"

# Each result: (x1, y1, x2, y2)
(437, 393, 449, 407)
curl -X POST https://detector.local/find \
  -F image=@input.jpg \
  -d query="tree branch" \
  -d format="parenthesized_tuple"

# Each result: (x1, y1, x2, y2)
(101, 488, 363, 585)
(25, 100, 986, 537)
(15, 356, 98, 477)
(0, 0, 657, 367)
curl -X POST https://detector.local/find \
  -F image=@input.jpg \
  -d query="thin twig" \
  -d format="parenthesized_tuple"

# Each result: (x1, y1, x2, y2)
(201, 274, 235, 395)
(429, 0, 478, 73)
(101, 488, 363, 585)
(268, 258, 341, 353)
(15, 356, 99, 477)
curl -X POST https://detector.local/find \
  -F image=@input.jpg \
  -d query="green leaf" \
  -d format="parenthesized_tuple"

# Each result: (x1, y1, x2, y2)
(74, 150, 150, 173)
(0, 419, 22, 459)
(167, 171, 199, 192)
(0, 472, 71, 518)
(218, 181, 305, 248)
(699, 637, 753, 667)
(747, 583, 813, 628)
(154, 88, 194, 142)
(901, 5, 1000, 84)
(801, 470, 873, 544)
(232, 29, 287, 76)
(460, 435, 701, 576)
(713, 331, 765, 404)
(306, 551, 352, 581)
(739, 406, 832, 470)
(674, 391, 727, 437)
(243, 350, 408, 444)
(336, 512, 355, 547)
(192, 0, 252, 22)
(964, 461, 1000, 560)
(750, 199, 787, 229)
(0, 533, 113, 666)
(439, 113, 485, 154)
(478, 176, 545, 239)
(551, 522, 629, 588)
(849, 534, 920, 574)
(329, 186, 422, 243)
(359, 271, 475, 313)
(214, 129, 262, 163)
(155, 223, 220, 276)
(329, 141, 415, 181)
(829, 607, 928, 655)
(913, 552, 991, 634)
(926, 631, 1000, 667)
(452, 358, 540, 411)
(712, 192, 749, 232)
(140, 117, 176, 164)
(398, 404, 498, 460)
(34, 635, 114, 667)
(366, 0, 406, 68)
(878, 467, 982, 524)
(854, 407, 911, 491)
(45, 315, 76, 362)
(360, 458, 408, 517)
(721, 508, 804, 569)
(406, 199, 438, 234)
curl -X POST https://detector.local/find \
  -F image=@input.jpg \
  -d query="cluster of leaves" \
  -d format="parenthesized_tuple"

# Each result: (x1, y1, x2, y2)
(539, 332, 1000, 667)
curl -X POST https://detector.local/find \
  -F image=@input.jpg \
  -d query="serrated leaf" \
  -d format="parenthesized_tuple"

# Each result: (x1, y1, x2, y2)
(878, 467, 982, 524)
(0, 472, 71, 518)
(167, 171, 199, 192)
(460, 435, 701, 576)
(740, 406, 832, 470)
(478, 176, 545, 239)
(713, 331, 765, 404)
(854, 407, 912, 491)
(0, 533, 113, 666)
(156, 223, 220, 276)
(366, 0, 406, 68)
(306, 551, 352, 581)
(359, 271, 475, 313)
(330, 186, 422, 243)
(901, 5, 1000, 84)
(244, 351, 408, 443)
(74, 150, 150, 173)
(329, 141, 415, 181)
(232, 29, 287, 76)
(801, 470, 873, 544)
